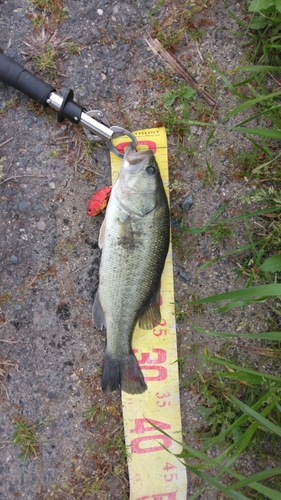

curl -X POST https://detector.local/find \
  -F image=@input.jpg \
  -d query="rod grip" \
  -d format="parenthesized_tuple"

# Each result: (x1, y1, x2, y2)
(0, 53, 55, 105)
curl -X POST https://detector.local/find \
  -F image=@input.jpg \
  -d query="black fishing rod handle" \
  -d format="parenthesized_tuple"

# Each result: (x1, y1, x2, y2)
(0, 53, 55, 105)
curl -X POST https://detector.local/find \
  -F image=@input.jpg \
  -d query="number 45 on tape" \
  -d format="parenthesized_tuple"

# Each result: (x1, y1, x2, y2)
(110, 128, 187, 500)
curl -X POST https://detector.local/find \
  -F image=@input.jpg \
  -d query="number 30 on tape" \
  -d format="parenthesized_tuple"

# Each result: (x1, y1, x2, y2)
(110, 128, 187, 500)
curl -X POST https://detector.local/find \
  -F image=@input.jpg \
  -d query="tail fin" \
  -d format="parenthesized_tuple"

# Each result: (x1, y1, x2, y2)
(102, 351, 147, 395)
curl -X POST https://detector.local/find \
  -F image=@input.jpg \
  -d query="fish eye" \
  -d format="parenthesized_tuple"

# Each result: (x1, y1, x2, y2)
(146, 165, 156, 176)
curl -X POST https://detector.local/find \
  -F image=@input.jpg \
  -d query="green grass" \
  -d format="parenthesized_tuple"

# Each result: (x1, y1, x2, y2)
(152, 83, 197, 143)
(150, 374, 281, 497)
(12, 415, 48, 462)
(64, 42, 80, 55)
(29, 0, 68, 27)
(84, 404, 105, 425)
(151, 19, 185, 52)
(49, 411, 129, 499)
(151, 1, 281, 497)
(207, 221, 234, 244)
(180, 195, 281, 290)
(34, 44, 57, 74)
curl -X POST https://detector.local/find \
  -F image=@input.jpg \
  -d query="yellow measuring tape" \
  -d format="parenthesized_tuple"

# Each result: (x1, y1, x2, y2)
(110, 128, 187, 499)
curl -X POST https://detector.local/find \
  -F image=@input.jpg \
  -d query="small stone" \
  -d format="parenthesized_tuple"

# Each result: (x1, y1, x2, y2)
(178, 269, 191, 283)
(118, 44, 130, 52)
(10, 255, 18, 264)
(97, 9, 103, 15)
(114, 60, 127, 70)
(37, 220, 46, 231)
(56, 303, 71, 320)
(49, 182, 56, 190)
(48, 391, 57, 399)
(18, 200, 30, 212)
(14, 304, 22, 311)
(181, 194, 193, 212)
(25, 118, 33, 127)
(171, 218, 182, 229)
(190, 125, 202, 135)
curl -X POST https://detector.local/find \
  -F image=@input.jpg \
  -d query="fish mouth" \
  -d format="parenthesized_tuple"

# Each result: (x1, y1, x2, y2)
(123, 143, 154, 171)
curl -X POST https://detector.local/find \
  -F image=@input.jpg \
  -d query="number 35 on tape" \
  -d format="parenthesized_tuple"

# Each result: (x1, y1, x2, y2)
(110, 128, 187, 499)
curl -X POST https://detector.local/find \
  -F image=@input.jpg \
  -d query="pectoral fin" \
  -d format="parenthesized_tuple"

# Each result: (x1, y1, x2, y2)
(98, 218, 106, 249)
(138, 284, 161, 330)
(92, 290, 106, 330)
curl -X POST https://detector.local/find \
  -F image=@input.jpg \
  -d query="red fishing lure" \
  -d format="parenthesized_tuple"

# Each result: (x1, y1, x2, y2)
(87, 186, 112, 216)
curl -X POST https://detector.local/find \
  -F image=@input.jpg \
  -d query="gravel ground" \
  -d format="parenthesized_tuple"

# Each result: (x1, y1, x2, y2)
(0, 1, 280, 499)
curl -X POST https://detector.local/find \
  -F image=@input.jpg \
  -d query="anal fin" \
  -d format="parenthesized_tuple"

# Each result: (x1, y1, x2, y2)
(92, 290, 106, 330)
(138, 283, 161, 330)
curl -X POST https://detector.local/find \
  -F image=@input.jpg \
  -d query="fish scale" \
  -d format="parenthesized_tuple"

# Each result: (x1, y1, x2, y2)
(102, 208, 168, 351)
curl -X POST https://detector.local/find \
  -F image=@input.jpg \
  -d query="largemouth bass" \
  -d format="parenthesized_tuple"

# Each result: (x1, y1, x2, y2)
(93, 143, 170, 394)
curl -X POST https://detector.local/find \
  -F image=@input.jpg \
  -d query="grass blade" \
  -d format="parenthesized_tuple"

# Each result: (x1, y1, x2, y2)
(182, 206, 280, 234)
(237, 65, 281, 73)
(191, 325, 281, 341)
(226, 468, 281, 491)
(230, 397, 281, 437)
(187, 284, 281, 306)
(224, 91, 281, 119)
(184, 466, 250, 500)
(199, 355, 281, 382)
(231, 127, 281, 140)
